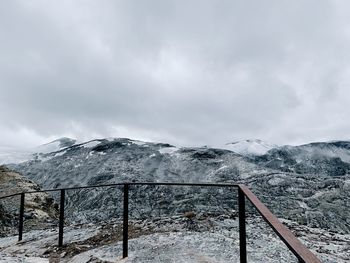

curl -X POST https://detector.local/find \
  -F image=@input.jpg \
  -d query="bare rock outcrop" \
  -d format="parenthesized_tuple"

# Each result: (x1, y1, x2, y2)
(0, 166, 58, 236)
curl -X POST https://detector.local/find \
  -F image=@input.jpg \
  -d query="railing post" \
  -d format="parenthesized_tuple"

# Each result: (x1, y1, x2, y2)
(18, 193, 25, 241)
(58, 189, 65, 247)
(239, 187, 247, 263)
(123, 184, 129, 258)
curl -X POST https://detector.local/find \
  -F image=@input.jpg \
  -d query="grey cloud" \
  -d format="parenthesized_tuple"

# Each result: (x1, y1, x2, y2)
(0, 0, 349, 148)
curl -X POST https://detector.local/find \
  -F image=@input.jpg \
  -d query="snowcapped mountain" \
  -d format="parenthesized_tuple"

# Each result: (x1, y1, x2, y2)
(33, 137, 77, 154)
(0, 138, 277, 165)
(223, 139, 277, 156)
(1, 137, 350, 262)
(0, 137, 77, 165)
(3, 137, 349, 234)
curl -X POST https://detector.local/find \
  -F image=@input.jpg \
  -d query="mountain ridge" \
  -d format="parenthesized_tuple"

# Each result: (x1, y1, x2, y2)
(1, 137, 349, 262)
(3, 137, 349, 234)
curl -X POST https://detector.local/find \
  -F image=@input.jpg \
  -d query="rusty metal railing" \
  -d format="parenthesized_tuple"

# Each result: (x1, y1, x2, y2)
(0, 182, 321, 263)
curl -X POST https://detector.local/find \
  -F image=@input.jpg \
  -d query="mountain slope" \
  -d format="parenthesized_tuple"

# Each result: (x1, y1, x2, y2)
(255, 141, 350, 176)
(2, 137, 350, 262)
(6, 137, 350, 233)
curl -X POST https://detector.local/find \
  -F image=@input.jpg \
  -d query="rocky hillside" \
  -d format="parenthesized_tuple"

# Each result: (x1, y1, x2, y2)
(1, 138, 350, 262)
(5, 138, 350, 234)
(0, 166, 58, 236)
(254, 141, 350, 176)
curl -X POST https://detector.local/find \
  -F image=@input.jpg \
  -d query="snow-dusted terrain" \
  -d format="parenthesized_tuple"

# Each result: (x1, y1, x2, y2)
(1, 137, 350, 262)
(0, 216, 348, 263)
(222, 139, 277, 156)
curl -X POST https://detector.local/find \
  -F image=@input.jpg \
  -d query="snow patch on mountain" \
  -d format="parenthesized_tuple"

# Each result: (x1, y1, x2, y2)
(223, 139, 277, 156)
(34, 137, 76, 154)
(80, 140, 101, 148)
(130, 140, 147, 146)
(158, 147, 178, 155)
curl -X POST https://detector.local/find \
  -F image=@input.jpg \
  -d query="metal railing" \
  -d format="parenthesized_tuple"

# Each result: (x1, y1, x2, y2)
(0, 182, 321, 263)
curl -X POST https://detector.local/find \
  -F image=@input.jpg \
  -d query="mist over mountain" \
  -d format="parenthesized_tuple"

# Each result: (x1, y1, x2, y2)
(0, 137, 77, 165)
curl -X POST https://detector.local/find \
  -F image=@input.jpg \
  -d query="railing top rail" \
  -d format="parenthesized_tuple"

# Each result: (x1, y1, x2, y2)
(239, 185, 321, 263)
(0, 182, 239, 200)
(130, 182, 239, 187)
(0, 192, 22, 199)
(0, 182, 124, 199)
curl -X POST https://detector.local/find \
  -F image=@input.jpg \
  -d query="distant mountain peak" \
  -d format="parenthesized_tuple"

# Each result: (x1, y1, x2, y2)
(46, 137, 76, 145)
(34, 137, 77, 154)
(223, 139, 277, 156)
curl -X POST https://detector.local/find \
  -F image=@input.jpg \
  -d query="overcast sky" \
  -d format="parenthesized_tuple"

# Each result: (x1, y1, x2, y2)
(1, 0, 350, 149)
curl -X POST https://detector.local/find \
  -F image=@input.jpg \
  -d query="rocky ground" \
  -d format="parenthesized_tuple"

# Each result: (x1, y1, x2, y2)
(0, 215, 348, 263)
(0, 166, 58, 236)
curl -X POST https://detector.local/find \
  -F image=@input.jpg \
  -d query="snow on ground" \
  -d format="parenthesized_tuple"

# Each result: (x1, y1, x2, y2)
(158, 147, 178, 155)
(0, 226, 99, 263)
(70, 231, 242, 263)
(0, 256, 49, 263)
(0, 227, 98, 255)
(223, 139, 277, 156)
(80, 140, 101, 148)
(130, 140, 146, 146)
(1, 217, 348, 263)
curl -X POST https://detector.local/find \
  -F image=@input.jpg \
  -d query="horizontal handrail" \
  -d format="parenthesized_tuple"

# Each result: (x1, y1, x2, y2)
(0, 182, 125, 199)
(0, 182, 239, 199)
(0, 192, 22, 199)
